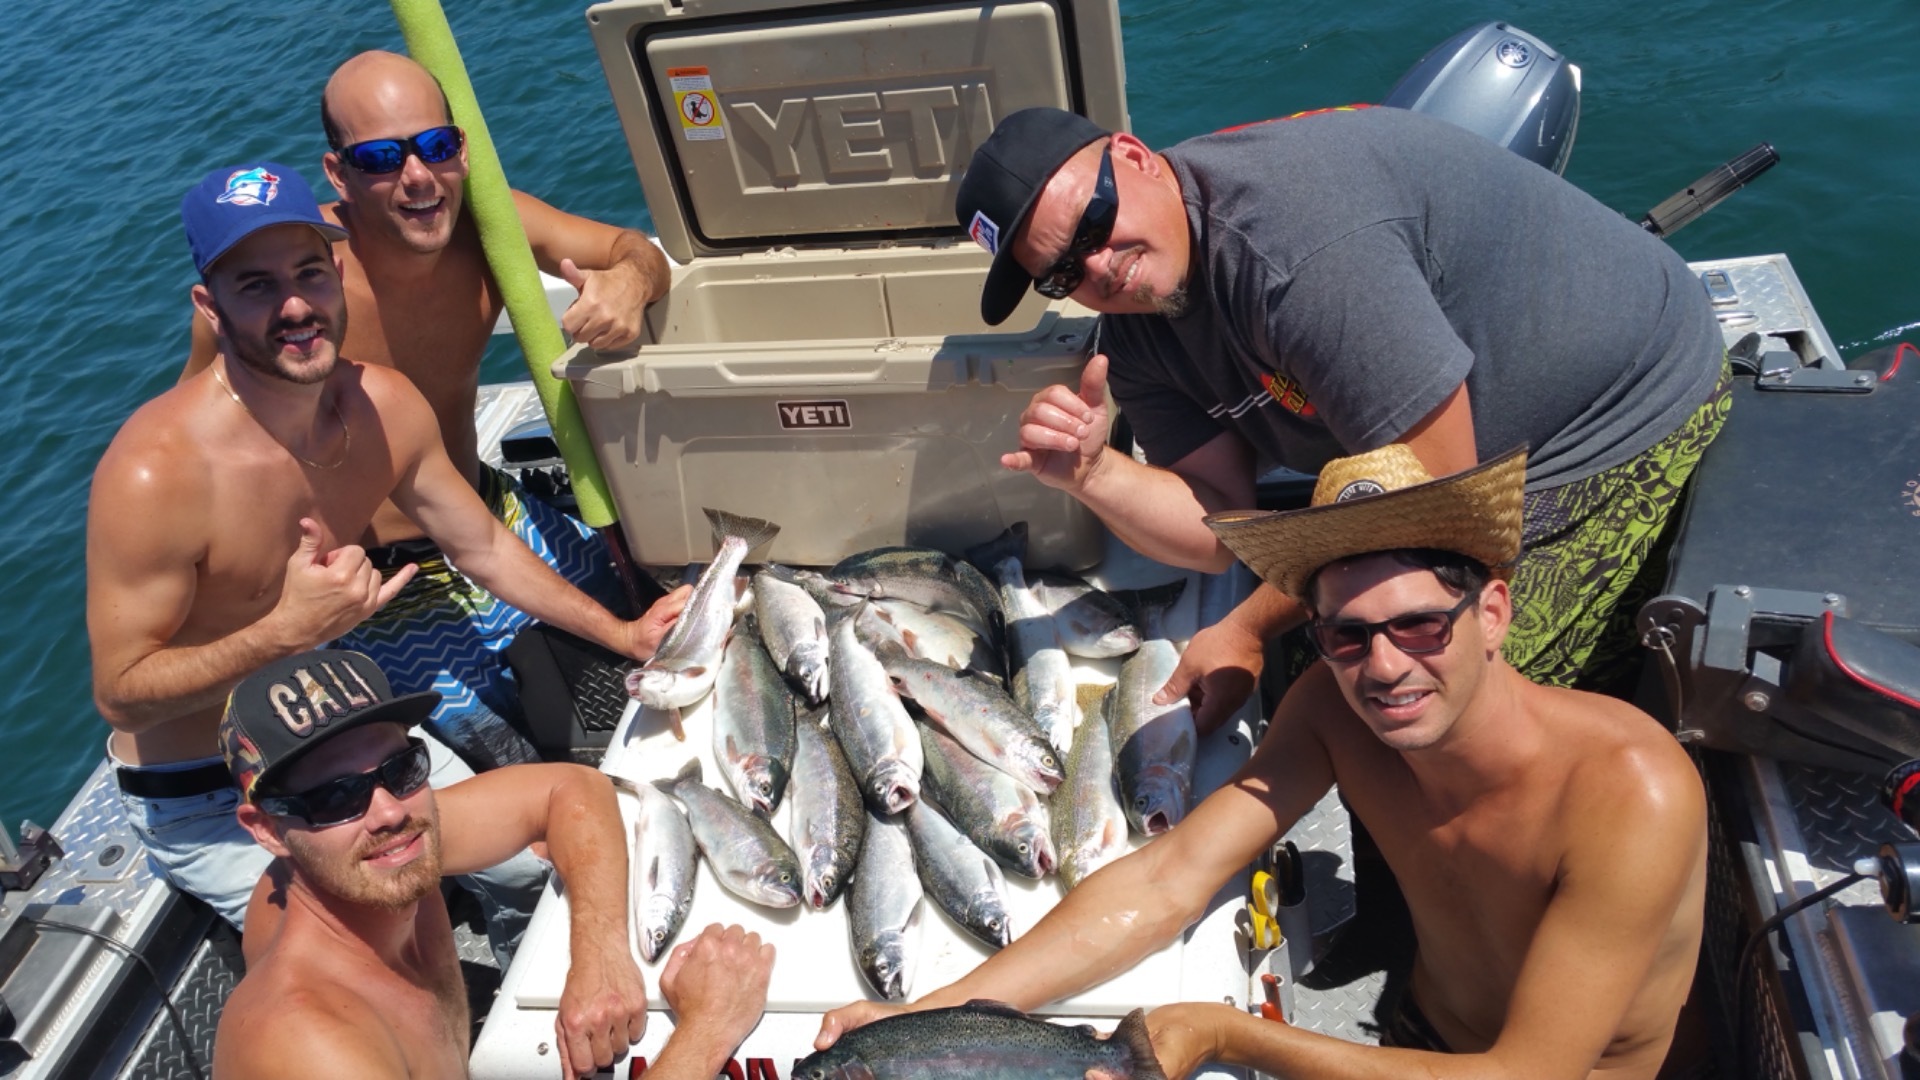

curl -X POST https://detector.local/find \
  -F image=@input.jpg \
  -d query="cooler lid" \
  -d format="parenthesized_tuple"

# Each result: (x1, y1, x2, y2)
(585, 0, 1128, 265)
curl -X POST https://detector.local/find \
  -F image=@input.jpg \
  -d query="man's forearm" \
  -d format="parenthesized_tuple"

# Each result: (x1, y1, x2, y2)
(96, 618, 300, 732)
(644, 1023, 745, 1080)
(544, 767, 632, 957)
(1224, 584, 1308, 643)
(611, 230, 671, 306)
(917, 842, 1206, 1012)
(1072, 452, 1239, 572)
(457, 533, 633, 657)
(1204, 1005, 1500, 1080)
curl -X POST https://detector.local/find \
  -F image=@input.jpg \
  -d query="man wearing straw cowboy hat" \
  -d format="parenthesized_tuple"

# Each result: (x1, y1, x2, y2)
(817, 445, 1709, 1078)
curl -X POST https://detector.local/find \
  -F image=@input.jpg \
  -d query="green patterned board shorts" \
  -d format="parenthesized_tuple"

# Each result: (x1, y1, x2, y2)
(1502, 367, 1734, 694)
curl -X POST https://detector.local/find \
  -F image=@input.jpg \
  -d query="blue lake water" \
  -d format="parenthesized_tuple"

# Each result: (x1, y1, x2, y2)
(2, 0, 1917, 830)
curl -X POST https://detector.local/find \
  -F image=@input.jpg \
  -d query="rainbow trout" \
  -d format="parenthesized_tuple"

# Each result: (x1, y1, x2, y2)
(792, 1002, 1168, 1080)
(627, 508, 780, 721)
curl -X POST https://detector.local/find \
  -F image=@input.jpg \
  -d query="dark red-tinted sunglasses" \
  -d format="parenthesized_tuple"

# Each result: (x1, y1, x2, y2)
(1308, 591, 1480, 663)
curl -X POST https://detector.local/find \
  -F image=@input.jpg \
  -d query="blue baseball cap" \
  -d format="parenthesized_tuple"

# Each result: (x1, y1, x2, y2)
(181, 162, 348, 276)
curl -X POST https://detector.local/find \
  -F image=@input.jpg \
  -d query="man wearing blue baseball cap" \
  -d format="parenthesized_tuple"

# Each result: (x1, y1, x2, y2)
(85, 162, 689, 964)
(958, 105, 1730, 721)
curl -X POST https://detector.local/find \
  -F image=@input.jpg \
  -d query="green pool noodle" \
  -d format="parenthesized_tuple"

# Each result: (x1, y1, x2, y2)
(390, 0, 620, 530)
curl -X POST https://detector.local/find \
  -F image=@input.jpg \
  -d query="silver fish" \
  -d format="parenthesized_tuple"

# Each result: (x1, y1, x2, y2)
(993, 556, 1079, 756)
(827, 613, 923, 813)
(752, 568, 832, 704)
(792, 1002, 1168, 1080)
(854, 599, 1003, 679)
(828, 547, 1004, 644)
(1110, 584, 1196, 837)
(614, 778, 698, 962)
(1052, 687, 1130, 890)
(655, 759, 803, 909)
(712, 612, 798, 815)
(790, 708, 864, 910)
(906, 799, 1012, 949)
(918, 725, 1055, 879)
(847, 805, 923, 1000)
(1029, 570, 1143, 659)
(626, 508, 780, 718)
(881, 650, 1062, 795)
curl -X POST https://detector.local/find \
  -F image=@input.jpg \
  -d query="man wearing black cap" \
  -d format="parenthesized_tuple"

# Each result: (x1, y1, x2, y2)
(211, 650, 777, 1079)
(816, 446, 1709, 1078)
(956, 105, 1730, 721)
(85, 162, 688, 958)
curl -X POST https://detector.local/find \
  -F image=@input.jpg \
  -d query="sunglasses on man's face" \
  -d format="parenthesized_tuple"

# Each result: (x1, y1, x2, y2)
(336, 125, 464, 176)
(1033, 145, 1120, 300)
(255, 738, 433, 828)
(1308, 591, 1481, 663)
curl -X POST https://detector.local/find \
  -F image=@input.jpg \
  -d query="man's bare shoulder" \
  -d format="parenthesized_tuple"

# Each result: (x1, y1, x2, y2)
(91, 382, 217, 514)
(215, 952, 408, 1077)
(1532, 683, 1705, 829)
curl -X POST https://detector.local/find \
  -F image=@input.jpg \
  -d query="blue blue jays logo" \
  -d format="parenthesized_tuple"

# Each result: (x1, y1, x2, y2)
(217, 167, 280, 208)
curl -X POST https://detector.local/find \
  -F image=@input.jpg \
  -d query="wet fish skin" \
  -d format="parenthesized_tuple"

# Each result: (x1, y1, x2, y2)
(712, 612, 798, 815)
(752, 568, 832, 703)
(918, 725, 1056, 879)
(1053, 687, 1131, 890)
(1029, 570, 1143, 659)
(828, 547, 1003, 644)
(655, 760, 803, 909)
(1110, 584, 1196, 837)
(846, 805, 923, 1000)
(615, 779, 698, 963)
(827, 613, 923, 814)
(995, 559, 1079, 755)
(790, 708, 865, 910)
(854, 599, 1004, 681)
(791, 1002, 1168, 1080)
(881, 650, 1062, 795)
(627, 509, 779, 711)
(905, 799, 1012, 948)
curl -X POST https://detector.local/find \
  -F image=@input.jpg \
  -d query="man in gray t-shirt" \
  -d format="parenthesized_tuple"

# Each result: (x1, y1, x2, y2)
(955, 105, 1727, 718)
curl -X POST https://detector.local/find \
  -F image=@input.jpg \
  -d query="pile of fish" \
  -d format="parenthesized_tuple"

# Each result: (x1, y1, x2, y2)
(620, 511, 1203, 999)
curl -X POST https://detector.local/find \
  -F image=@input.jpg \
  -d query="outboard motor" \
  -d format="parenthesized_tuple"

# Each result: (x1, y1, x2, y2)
(1382, 21, 1580, 175)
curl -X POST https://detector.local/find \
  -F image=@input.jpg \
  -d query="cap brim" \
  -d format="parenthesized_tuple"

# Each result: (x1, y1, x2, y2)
(981, 247, 1036, 325)
(1205, 446, 1528, 600)
(251, 688, 441, 794)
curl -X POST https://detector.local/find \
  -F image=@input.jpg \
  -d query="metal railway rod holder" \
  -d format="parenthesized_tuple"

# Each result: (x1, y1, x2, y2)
(0, 821, 61, 894)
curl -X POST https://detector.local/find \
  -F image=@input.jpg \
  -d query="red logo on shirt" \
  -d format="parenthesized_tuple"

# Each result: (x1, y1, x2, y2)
(1260, 372, 1316, 417)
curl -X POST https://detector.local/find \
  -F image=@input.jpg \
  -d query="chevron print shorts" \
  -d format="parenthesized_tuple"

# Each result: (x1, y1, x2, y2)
(335, 466, 623, 771)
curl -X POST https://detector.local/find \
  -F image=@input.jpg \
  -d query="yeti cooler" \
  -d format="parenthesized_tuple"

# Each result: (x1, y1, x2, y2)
(565, 0, 1130, 568)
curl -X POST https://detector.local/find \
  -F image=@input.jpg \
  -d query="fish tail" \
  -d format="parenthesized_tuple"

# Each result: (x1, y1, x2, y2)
(1109, 1009, 1171, 1080)
(963, 522, 1028, 572)
(656, 757, 703, 795)
(703, 507, 782, 554)
(1112, 580, 1188, 636)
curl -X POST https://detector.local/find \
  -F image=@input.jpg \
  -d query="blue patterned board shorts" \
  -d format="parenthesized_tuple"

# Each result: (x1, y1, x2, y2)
(335, 465, 624, 770)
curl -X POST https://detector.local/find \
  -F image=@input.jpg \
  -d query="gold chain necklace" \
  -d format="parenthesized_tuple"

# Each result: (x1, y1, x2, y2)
(211, 367, 352, 470)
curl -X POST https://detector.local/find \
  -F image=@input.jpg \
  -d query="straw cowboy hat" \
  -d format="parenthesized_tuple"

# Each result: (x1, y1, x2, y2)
(1205, 445, 1528, 601)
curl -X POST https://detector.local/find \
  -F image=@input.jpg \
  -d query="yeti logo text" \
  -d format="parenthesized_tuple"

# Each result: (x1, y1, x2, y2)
(728, 84, 994, 183)
(777, 401, 852, 430)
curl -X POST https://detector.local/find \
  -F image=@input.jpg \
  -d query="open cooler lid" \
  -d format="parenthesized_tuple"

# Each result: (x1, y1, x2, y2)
(585, 0, 1129, 265)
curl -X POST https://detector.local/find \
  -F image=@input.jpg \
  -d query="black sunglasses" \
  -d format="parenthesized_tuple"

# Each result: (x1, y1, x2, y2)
(1033, 145, 1119, 300)
(255, 738, 433, 828)
(336, 125, 464, 175)
(1308, 591, 1481, 663)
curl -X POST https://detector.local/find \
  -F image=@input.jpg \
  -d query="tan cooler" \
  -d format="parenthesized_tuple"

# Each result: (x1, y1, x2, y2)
(566, 0, 1130, 569)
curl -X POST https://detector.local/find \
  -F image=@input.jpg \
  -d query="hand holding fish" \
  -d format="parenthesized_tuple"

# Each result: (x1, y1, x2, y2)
(1144, 1002, 1230, 1080)
(656, 924, 776, 1073)
(813, 998, 911, 1050)
(271, 518, 416, 648)
(1000, 352, 1113, 492)
(1152, 615, 1264, 737)
(626, 584, 695, 662)
(554, 935, 649, 1079)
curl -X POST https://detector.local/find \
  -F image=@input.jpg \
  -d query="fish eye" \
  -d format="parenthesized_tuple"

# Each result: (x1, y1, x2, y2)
(986, 916, 1002, 931)
(651, 929, 666, 945)
(1017, 842, 1030, 855)
(1134, 795, 1149, 811)
(1042, 754, 1057, 769)
(780, 870, 794, 883)
(822, 873, 836, 890)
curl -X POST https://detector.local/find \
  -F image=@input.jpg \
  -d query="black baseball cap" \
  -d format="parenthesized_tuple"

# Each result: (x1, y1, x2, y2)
(955, 107, 1110, 326)
(218, 650, 440, 801)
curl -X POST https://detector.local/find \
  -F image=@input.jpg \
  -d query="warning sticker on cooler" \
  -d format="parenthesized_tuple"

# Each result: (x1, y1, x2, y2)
(668, 67, 725, 142)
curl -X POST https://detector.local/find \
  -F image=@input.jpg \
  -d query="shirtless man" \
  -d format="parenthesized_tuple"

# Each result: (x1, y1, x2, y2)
(210, 650, 776, 1079)
(182, 50, 674, 769)
(88, 162, 685, 949)
(817, 446, 1709, 1078)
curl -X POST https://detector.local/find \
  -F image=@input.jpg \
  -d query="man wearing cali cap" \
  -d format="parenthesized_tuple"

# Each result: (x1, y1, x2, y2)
(85, 162, 687, 959)
(211, 650, 778, 1079)
(959, 105, 1729, 723)
(817, 446, 1710, 1078)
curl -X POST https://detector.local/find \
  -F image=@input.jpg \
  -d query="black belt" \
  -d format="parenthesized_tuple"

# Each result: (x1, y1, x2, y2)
(367, 536, 443, 572)
(115, 761, 234, 799)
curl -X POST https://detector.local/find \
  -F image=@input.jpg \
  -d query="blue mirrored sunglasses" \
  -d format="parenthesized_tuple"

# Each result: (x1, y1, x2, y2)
(337, 125, 464, 175)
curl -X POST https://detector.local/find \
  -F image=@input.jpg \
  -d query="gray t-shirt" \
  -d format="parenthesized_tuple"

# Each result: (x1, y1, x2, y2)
(1103, 106, 1724, 490)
